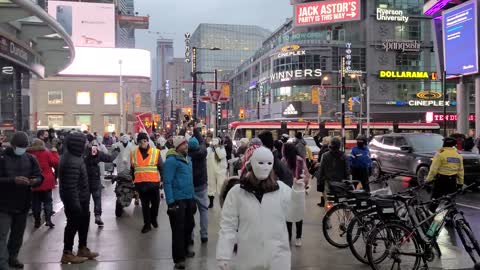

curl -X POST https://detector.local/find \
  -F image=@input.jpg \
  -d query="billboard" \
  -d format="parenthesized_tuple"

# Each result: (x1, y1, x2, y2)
(60, 47, 151, 78)
(442, 0, 479, 77)
(294, 0, 361, 26)
(48, 1, 115, 48)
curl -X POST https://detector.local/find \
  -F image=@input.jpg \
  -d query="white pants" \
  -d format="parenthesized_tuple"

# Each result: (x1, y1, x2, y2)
(208, 166, 226, 197)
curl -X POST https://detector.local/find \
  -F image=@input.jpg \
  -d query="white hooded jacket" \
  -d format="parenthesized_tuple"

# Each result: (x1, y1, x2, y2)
(216, 181, 305, 270)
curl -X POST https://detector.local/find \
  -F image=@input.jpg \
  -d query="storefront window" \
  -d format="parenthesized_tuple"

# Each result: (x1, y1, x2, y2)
(104, 115, 120, 133)
(75, 115, 92, 131)
(47, 115, 63, 127)
(48, 90, 63, 105)
(395, 20, 422, 40)
(104, 92, 118, 105)
(273, 85, 312, 102)
(76, 91, 90, 105)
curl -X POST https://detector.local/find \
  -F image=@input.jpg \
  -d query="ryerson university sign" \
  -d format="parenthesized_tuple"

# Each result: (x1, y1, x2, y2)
(376, 8, 409, 23)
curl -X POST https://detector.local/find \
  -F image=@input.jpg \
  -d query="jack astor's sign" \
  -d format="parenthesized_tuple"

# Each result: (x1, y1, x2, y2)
(379, 70, 438, 80)
(383, 40, 420, 52)
(270, 69, 322, 81)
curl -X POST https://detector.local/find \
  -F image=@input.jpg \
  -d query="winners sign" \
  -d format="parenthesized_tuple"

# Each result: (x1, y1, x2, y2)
(295, 0, 361, 26)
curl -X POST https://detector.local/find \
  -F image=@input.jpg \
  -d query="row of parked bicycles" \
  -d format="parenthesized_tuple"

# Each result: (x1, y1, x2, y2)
(321, 174, 480, 270)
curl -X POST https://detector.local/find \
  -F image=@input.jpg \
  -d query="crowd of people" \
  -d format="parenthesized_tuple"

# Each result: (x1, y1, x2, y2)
(0, 121, 467, 270)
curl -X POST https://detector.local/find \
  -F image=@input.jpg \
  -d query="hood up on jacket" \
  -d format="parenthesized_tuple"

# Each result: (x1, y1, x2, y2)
(66, 133, 87, 157)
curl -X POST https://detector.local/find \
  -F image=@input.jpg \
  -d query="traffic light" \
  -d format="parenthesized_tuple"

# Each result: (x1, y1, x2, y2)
(348, 97, 353, 111)
(239, 108, 245, 119)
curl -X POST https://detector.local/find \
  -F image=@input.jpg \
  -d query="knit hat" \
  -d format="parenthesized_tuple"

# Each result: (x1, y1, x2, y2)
(258, 131, 274, 150)
(173, 136, 187, 149)
(188, 137, 199, 151)
(249, 138, 263, 147)
(137, 132, 149, 142)
(11, 131, 29, 148)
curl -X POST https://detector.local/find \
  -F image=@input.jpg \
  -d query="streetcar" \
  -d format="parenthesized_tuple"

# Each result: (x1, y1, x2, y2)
(229, 121, 440, 149)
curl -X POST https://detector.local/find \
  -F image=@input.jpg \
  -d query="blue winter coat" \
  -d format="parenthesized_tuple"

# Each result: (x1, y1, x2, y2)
(163, 149, 195, 205)
(349, 146, 372, 169)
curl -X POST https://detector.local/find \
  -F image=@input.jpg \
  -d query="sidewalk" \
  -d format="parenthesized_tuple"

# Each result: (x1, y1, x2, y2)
(17, 180, 478, 270)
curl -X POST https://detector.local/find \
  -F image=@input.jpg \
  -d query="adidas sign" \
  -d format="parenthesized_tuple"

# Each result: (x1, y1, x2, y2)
(283, 104, 299, 116)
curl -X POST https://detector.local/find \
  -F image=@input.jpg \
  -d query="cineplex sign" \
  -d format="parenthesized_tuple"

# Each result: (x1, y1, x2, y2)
(379, 70, 438, 80)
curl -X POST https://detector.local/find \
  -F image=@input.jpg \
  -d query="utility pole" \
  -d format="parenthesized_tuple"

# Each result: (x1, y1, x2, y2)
(214, 69, 218, 136)
(119, 59, 124, 133)
(341, 57, 346, 151)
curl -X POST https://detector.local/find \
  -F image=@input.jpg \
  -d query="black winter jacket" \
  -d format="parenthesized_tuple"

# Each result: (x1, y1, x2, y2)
(188, 145, 208, 190)
(84, 147, 119, 190)
(0, 147, 43, 213)
(316, 150, 350, 192)
(59, 133, 89, 212)
(273, 155, 293, 187)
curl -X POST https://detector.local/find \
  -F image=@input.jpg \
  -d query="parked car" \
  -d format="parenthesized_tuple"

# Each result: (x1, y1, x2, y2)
(369, 133, 480, 185)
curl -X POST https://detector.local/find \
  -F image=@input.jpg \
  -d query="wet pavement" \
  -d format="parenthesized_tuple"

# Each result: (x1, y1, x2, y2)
(15, 178, 480, 270)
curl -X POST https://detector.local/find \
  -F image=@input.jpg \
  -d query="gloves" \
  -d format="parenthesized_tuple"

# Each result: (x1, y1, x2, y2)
(293, 177, 305, 191)
(218, 260, 230, 270)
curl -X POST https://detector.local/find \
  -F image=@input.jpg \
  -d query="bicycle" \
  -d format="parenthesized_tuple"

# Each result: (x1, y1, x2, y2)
(322, 173, 398, 248)
(365, 183, 480, 270)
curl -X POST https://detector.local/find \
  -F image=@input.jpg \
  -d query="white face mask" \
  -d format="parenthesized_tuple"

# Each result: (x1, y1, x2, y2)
(211, 138, 220, 146)
(249, 147, 274, 181)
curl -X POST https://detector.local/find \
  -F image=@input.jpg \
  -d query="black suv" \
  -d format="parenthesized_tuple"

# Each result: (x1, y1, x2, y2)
(369, 133, 480, 185)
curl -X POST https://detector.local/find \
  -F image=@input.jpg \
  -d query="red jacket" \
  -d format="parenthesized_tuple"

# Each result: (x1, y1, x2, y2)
(27, 146, 59, 191)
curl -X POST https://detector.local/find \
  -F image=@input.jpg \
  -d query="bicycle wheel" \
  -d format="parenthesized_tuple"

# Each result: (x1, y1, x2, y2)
(366, 222, 422, 270)
(322, 204, 354, 248)
(455, 219, 480, 264)
(347, 210, 378, 264)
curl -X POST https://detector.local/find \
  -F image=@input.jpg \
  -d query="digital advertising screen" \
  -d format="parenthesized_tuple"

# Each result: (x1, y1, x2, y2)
(48, 1, 115, 48)
(442, 0, 479, 77)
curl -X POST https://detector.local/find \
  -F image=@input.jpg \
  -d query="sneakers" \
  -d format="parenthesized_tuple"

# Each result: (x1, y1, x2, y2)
(8, 258, 24, 269)
(95, 215, 104, 226)
(174, 261, 186, 269)
(295, 238, 302, 247)
(141, 224, 152, 234)
(77, 247, 99, 260)
(61, 251, 88, 264)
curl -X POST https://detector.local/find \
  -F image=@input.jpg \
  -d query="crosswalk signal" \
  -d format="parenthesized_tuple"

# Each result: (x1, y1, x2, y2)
(239, 108, 245, 120)
(348, 97, 353, 111)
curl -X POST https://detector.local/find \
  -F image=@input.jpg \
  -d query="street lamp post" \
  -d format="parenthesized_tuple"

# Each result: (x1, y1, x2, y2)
(341, 57, 346, 151)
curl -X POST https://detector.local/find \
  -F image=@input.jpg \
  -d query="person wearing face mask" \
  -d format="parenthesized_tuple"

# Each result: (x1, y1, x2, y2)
(113, 134, 135, 174)
(348, 135, 372, 192)
(216, 147, 305, 270)
(207, 137, 228, 208)
(130, 132, 163, 234)
(316, 137, 350, 206)
(163, 136, 196, 270)
(0, 132, 43, 269)
(84, 140, 119, 226)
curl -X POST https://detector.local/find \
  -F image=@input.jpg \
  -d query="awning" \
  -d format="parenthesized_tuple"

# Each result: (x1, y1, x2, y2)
(0, 0, 74, 77)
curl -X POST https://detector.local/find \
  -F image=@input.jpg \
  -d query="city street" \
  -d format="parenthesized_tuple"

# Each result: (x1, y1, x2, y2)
(16, 178, 480, 270)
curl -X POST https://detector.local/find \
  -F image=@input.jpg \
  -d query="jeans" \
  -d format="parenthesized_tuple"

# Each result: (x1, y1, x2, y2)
(194, 187, 209, 239)
(90, 188, 102, 216)
(287, 220, 303, 240)
(32, 190, 53, 221)
(136, 183, 160, 226)
(168, 199, 196, 263)
(0, 212, 27, 270)
(63, 204, 90, 252)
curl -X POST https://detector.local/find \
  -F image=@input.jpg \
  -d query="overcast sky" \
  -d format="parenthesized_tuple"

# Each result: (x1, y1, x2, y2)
(134, 0, 293, 58)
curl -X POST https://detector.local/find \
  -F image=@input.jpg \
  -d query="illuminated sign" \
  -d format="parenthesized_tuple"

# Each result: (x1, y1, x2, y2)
(294, 0, 361, 26)
(270, 69, 322, 81)
(416, 91, 442, 99)
(423, 0, 453, 16)
(379, 70, 437, 80)
(426, 112, 476, 122)
(383, 40, 420, 52)
(283, 104, 299, 116)
(277, 45, 306, 58)
(184, 32, 191, 64)
(1, 66, 13, 75)
(389, 100, 455, 106)
(442, 0, 479, 77)
(376, 7, 409, 23)
(345, 42, 352, 72)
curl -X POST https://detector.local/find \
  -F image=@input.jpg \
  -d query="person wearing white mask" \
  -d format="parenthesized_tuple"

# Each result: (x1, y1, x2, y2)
(113, 135, 135, 174)
(207, 137, 228, 208)
(216, 147, 305, 270)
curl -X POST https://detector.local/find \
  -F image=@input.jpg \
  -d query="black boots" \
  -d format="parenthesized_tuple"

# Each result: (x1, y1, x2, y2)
(95, 215, 104, 226)
(317, 196, 325, 207)
(208, 196, 214, 209)
(9, 258, 24, 269)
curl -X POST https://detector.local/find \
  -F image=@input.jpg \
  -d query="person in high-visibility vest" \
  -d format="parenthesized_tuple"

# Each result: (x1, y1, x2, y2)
(130, 132, 163, 234)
